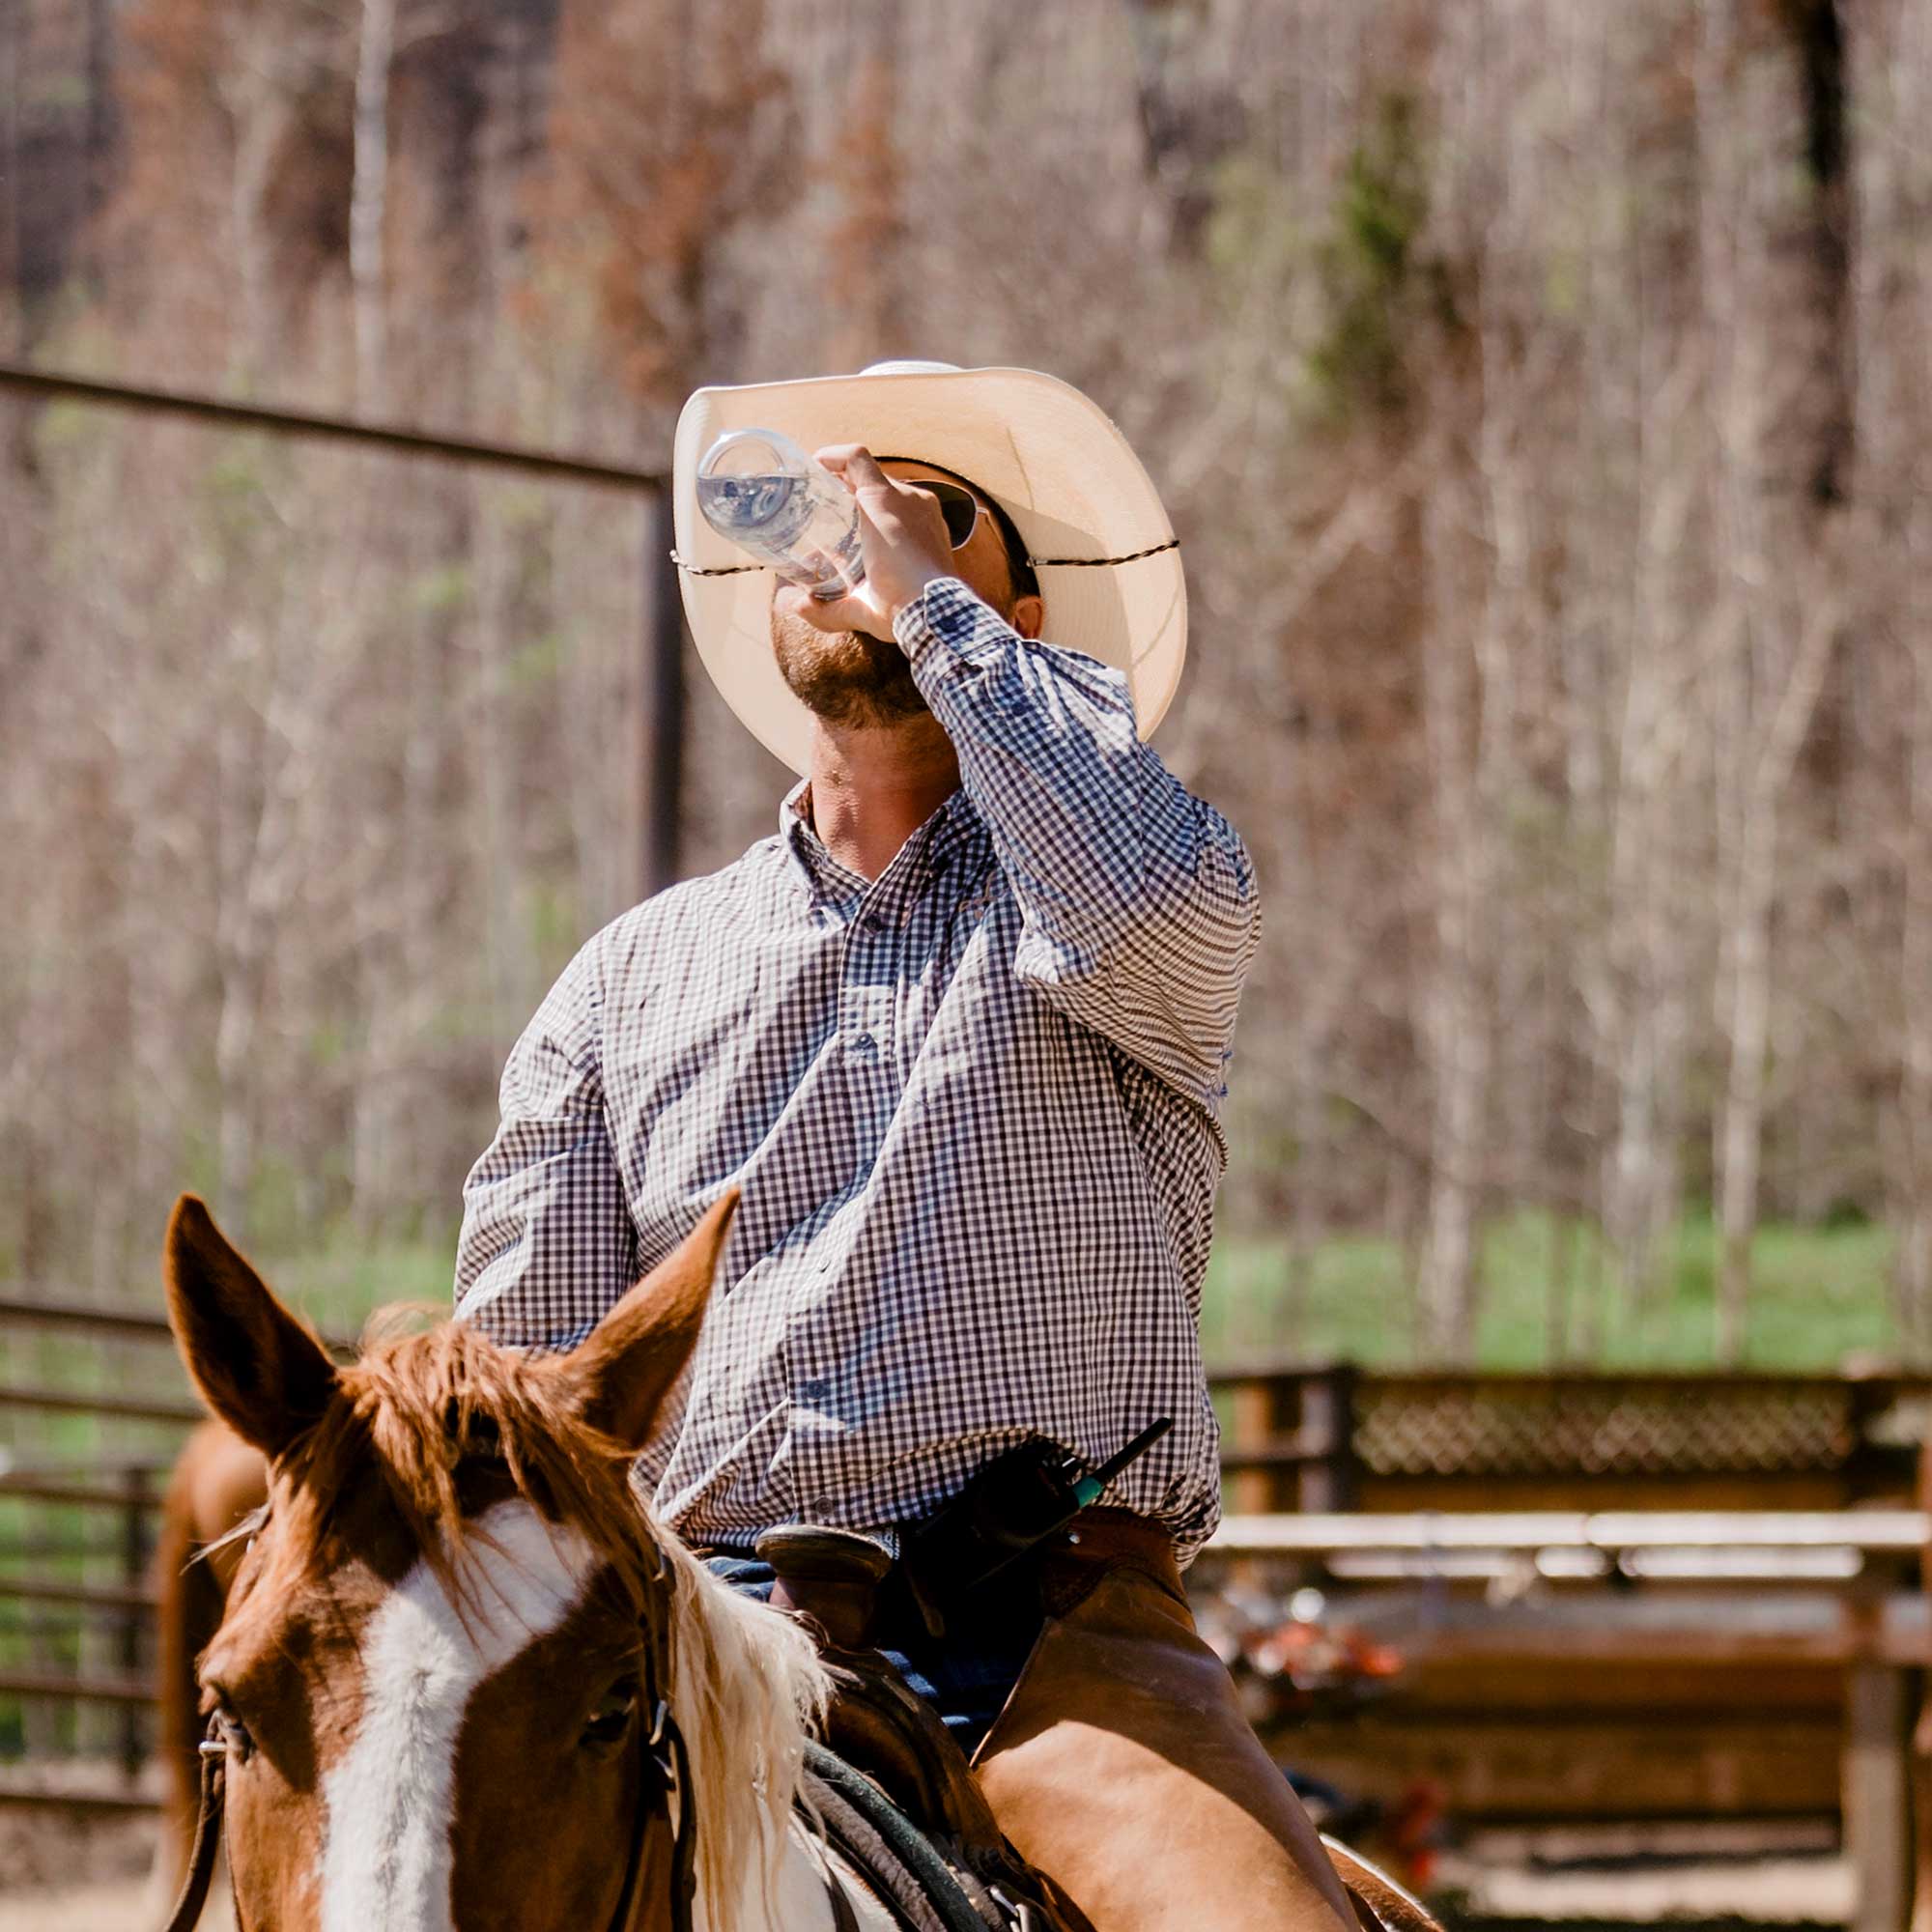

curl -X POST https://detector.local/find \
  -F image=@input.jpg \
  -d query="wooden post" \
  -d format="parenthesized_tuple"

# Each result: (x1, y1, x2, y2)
(1226, 1376, 1273, 1518)
(633, 490, 685, 902)
(1298, 1363, 1360, 1514)
(1846, 1658, 1913, 1932)
(1846, 1372, 1900, 1503)
(118, 1464, 150, 1781)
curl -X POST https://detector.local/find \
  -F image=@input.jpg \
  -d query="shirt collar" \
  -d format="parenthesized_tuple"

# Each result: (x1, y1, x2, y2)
(779, 776, 982, 906)
(780, 778, 862, 902)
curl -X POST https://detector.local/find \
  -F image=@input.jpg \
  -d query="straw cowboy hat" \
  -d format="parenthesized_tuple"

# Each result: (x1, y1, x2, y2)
(670, 360, 1186, 775)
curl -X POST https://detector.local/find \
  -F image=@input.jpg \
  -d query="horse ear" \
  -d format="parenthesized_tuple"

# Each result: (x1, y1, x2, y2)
(164, 1194, 339, 1461)
(562, 1190, 738, 1449)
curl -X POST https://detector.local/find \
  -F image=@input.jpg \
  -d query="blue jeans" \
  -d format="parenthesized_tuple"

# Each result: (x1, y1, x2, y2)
(704, 1555, 1039, 1758)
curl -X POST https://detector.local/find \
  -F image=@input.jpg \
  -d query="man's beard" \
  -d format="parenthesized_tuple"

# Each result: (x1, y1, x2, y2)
(770, 601, 931, 730)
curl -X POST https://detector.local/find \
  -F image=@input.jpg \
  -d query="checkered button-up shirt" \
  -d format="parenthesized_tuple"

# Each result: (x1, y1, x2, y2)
(453, 576, 1261, 1561)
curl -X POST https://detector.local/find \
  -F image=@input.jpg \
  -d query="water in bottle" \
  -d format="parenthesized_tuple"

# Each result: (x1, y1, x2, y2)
(695, 428, 866, 601)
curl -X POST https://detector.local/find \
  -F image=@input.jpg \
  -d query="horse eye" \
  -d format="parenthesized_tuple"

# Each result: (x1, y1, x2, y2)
(580, 1684, 638, 1752)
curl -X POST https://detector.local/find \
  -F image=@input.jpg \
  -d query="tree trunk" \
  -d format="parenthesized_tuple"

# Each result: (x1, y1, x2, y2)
(352, 0, 397, 418)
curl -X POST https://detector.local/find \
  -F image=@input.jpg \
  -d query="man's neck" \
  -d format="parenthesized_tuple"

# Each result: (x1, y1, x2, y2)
(804, 714, 960, 882)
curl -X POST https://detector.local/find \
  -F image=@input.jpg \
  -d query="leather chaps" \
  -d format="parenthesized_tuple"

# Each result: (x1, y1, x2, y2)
(968, 1512, 1364, 1932)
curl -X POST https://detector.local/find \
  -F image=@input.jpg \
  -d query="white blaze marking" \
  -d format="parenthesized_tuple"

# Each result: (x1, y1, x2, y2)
(318, 1499, 595, 1932)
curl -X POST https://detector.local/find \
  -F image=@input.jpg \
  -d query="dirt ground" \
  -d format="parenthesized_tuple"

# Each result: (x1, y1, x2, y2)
(0, 1802, 1855, 1929)
(1436, 1847, 1852, 1925)
(0, 1807, 233, 1932)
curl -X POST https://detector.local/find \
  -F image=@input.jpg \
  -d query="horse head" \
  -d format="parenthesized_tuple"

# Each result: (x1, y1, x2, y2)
(159, 1188, 831, 1932)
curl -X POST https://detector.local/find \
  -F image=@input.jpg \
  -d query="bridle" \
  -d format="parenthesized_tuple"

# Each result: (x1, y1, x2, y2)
(159, 1530, 701, 1932)
(156, 1522, 875, 1932)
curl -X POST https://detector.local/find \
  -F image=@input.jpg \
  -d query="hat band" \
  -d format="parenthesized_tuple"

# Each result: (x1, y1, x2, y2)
(1025, 538, 1179, 569)
(668, 554, 764, 577)
(668, 537, 1178, 579)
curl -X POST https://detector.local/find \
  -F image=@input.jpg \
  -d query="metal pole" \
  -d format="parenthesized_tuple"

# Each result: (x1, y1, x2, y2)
(636, 489, 685, 901)
(0, 362, 667, 493)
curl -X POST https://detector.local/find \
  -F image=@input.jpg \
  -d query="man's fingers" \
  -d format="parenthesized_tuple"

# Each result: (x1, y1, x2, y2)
(815, 444, 895, 496)
(776, 582, 845, 632)
(774, 577, 894, 641)
(775, 582, 854, 632)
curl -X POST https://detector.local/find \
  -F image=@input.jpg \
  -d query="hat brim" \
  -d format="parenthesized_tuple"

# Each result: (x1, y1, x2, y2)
(671, 365, 1186, 775)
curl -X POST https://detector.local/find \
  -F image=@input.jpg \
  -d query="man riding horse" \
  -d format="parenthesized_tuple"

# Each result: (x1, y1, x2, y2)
(453, 361, 1360, 1932)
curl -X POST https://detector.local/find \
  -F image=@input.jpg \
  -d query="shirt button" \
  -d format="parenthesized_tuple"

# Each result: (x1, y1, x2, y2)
(849, 1032, 877, 1059)
(799, 1378, 830, 1402)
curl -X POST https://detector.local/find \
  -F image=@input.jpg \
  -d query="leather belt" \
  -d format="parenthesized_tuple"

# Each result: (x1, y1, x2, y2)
(760, 1506, 1183, 1658)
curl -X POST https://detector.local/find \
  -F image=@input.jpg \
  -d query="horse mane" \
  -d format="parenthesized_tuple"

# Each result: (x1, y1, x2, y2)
(274, 1316, 830, 1932)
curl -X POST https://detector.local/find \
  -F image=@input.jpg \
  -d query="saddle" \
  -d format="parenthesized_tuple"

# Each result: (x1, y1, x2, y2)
(760, 1521, 1440, 1932)
(759, 1525, 1093, 1932)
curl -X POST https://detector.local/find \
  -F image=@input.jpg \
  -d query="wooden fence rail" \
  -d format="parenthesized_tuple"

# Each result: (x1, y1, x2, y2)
(1196, 1513, 1932, 1932)
(0, 1305, 179, 1779)
(0, 1296, 178, 1342)
(1208, 1362, 1932, 1514)
(0, 1473, 168, 1512)
(1, 1577, 155, 1612)
(6, 1288, 1932, 1928)
(1208, 1508, 1932, 1554)
(0, 1382, 203, 1428)
(0, 1668, 154, 1708)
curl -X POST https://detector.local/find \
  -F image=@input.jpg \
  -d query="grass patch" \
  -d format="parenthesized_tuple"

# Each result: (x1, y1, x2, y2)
(1201, 1211, 1897, 1370)
(265, 1234, 463, 1344)
(32, 1212, 1899, 1377)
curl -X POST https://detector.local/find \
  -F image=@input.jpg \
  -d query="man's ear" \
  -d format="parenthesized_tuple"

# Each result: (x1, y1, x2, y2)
(560, 1190, 739, 1449)
(1012, 594, 1044, 640)
(164, 1195, 339, 1461)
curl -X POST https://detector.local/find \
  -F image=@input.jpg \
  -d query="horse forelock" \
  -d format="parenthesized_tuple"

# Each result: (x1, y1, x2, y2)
(264, 1320, 648, 1607)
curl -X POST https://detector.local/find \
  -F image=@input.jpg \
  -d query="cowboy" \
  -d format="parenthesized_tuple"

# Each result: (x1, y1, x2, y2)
(454, 361, 1358, 1932)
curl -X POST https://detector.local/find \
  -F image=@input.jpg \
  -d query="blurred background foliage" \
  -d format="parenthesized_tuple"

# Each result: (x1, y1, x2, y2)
(2, 0, 1928, 1369)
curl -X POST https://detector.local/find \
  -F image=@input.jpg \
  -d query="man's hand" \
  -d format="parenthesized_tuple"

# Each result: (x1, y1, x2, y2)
(775, 445, 952, 642)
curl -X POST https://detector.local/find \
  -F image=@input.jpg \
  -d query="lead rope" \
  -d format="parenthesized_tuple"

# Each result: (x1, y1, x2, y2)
(665, 1719, 699, 1930)
(607, 1536, 700, 1932)
(602, 1708, 661, 1932)
(158, 1725, 226, 1932)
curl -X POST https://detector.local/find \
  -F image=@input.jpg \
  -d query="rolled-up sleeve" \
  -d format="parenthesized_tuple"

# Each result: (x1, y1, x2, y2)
(453, 934, 637, 1347)
(896, 577, 1261, 1114)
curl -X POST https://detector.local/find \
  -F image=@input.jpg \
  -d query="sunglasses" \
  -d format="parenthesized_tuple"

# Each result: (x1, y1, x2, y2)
(905, 477, 985, 549)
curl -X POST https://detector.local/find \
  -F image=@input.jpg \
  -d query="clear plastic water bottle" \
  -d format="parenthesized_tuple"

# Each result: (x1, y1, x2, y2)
(695, 428, 866, 601)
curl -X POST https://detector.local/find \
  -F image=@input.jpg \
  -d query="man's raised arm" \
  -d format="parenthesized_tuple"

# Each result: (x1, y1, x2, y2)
(899, 576, 1262, 1113)
(453, 934, 637, 1348)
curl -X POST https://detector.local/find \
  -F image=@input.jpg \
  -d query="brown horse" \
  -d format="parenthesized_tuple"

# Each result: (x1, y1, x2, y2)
(156, 1187, 925, 1931)
(155, 1190, 1437, 1932)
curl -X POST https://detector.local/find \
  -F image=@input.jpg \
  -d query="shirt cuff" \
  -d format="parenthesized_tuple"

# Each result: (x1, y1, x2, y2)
(892, 575, 1013, 682)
